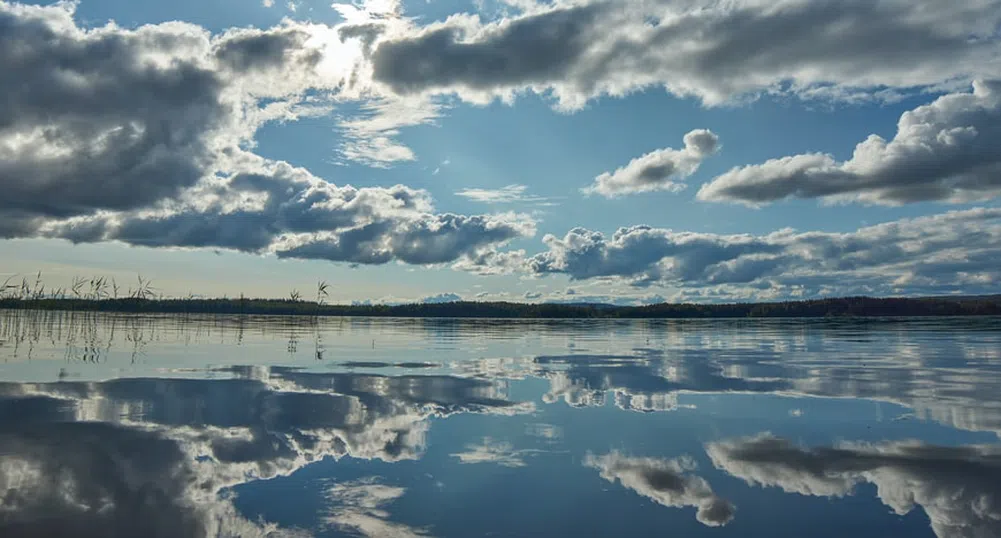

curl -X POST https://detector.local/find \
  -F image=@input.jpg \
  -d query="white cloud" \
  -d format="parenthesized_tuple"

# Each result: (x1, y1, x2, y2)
(698, 81, 1001, 205)
(584, 130, 719, 197)
(456, 184, 553, 204)
(336, 97, 444, 167)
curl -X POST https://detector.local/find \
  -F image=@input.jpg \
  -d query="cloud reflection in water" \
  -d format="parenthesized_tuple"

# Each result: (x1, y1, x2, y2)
(0, 368, 530, 537)
(708, 434, 1001, 538)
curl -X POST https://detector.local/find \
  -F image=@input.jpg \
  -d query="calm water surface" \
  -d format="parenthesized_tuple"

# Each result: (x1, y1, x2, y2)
(2, 310, 1000, 538)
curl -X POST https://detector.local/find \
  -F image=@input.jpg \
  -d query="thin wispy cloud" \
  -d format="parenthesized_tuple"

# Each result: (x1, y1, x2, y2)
(456, 184, 556, 205)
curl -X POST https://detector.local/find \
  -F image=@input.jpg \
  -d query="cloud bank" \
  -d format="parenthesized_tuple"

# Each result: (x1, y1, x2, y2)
(525, 208, 1001, 297)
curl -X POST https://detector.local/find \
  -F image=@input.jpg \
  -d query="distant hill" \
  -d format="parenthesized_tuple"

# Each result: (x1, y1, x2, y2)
(2, 295, 1001, 318)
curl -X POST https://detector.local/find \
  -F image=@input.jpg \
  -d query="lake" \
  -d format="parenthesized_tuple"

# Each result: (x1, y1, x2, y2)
(1, 309, 1000, 538)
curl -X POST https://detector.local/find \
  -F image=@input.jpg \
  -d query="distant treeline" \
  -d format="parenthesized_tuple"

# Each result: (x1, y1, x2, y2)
(2, 295, 1001, 318)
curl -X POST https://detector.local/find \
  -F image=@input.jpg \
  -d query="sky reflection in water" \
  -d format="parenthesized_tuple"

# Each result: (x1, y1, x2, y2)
(1, 310, 1000, 537)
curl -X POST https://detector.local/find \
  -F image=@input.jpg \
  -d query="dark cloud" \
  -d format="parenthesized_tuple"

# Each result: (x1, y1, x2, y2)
(699, 81, 1001, 205)
(372, 4, 601, 97)
(337, 22, 387, 56)
(369, 0, 1001, 108)
(274, 213, 533, 266)
(214, 25, 320, 74)
(47, 161, 514, 264)
(707, 434, 1001, 538)
(0, 3, 227, 219)
(0, 3, 531, 269)
(525, 208, 1001, 297)
(585, 452, 735, 527)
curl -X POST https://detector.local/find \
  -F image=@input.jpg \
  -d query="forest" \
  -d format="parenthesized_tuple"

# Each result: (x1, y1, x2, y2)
(2, 295, 1000, 318)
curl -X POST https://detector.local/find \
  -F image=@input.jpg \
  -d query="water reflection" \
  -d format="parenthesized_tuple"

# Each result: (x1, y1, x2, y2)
(0, 368, 528, 537)
(533, 351, 789, 411)
(585, 452, 735, 527)
(708, 434, 1001, 538)
(1, 309, 1001, 537)
(323, 479, 430, 538)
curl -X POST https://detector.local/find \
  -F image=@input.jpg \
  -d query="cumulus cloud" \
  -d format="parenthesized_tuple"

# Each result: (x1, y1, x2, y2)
(584, 130, 719, 197)
(452, 247, 530, 276)
(525, 208, 1001, 297)
(699, 81, 1001, 205)
(8, 0, 1001, 180)
(707, 434, 1001, 538)
(0, 2, 237, 222)
(585, 452, 735, 527)
(46, 157, 534, 268)
(0, 2, 531, 269)
(346, 0, 1001, 161)
(347, 0, 1001, 160)
(367, 0, 1001, 109)
(273, 211, 534, 265)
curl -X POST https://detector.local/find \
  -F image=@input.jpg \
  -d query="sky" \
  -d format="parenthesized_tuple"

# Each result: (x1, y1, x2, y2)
(1, 0, 1000, 304)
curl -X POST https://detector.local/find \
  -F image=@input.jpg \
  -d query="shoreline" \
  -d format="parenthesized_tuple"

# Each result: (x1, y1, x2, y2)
(3, 295, 1000, 319)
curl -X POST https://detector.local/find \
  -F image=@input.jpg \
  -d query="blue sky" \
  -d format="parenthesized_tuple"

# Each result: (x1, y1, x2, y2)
(1, 0, 1000, 303)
